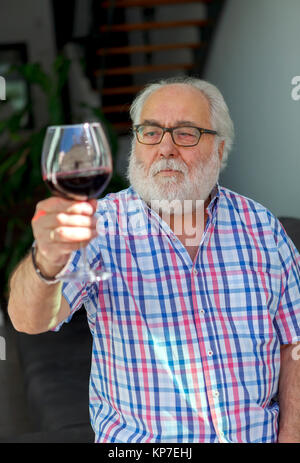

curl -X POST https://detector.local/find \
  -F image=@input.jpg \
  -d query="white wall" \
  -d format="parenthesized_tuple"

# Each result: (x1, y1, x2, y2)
(204, 0, 300, 218)
(0, 0, 56, 127)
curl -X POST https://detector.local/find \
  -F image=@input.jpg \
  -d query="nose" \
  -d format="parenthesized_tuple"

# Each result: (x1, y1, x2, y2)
(158, 131, 178, 157)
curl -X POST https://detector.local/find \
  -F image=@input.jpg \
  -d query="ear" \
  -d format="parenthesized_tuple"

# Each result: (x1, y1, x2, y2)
(218, 140, 225, 163)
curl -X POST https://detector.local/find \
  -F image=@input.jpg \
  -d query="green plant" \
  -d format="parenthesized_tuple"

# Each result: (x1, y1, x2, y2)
(0, 56, 127, 307)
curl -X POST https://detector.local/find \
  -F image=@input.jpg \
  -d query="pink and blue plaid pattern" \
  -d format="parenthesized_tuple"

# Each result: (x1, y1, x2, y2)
(59, 185, 300, 443)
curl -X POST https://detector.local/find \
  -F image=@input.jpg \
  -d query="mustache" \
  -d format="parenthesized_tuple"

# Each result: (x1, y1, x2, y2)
(149, 159, 188, 176)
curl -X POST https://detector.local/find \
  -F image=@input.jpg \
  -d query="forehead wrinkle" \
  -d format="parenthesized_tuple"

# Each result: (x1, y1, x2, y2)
(140, 119, 162, 126)
(140, 118, 200, 127)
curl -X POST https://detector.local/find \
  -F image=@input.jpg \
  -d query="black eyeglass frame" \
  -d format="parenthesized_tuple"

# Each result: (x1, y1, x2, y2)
(133, 124, 218, 147)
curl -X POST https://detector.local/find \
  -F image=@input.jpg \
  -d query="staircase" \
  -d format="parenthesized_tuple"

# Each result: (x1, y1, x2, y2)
(88, 0, 225, 133)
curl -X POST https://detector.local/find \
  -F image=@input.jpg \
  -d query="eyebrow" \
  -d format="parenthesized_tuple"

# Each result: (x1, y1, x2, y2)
(140, 119, 199, 127)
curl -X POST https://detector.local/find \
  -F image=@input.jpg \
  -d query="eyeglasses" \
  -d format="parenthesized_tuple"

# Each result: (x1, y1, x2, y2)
(133, 124, 218, 147)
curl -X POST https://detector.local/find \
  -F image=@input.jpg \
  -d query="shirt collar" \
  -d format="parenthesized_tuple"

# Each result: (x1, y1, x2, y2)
(128, 182, 221, 224)
(206, 182, 220, 217)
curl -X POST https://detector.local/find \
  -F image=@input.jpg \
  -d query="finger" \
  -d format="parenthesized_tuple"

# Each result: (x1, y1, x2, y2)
(65, 200, 98, 216)
(56, 213, 98, 228)
(42, 213, 98, 229)
(37, 197, 97, 216)
(50, 226, 98, 243)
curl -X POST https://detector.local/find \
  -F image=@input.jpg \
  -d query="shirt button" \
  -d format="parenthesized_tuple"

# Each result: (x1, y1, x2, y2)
(193, 268, 198, 275)
(200, 309, 205, 315)
(212, 390, 219, 398)
(207, 350, 213, 357)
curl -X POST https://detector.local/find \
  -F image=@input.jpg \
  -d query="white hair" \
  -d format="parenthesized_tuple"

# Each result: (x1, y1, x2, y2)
(129, 76, 234, 170)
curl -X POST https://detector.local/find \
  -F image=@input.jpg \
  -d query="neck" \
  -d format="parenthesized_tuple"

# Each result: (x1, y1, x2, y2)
(159, 196, 210, 246)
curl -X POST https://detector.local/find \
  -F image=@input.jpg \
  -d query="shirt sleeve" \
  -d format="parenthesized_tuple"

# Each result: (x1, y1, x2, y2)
(273, 219, 300, 344)
(51, 239, 102, 334)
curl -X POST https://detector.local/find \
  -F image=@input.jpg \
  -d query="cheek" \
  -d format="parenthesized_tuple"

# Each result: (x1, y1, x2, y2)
(181, 149, 211, 178)
(180, 150, 200, 170)
(189, 140, 215, 165)
(135, 145, 156, 172)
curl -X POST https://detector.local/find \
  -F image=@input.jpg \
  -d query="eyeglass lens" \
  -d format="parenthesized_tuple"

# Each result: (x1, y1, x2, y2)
(136, 125, 200, 146)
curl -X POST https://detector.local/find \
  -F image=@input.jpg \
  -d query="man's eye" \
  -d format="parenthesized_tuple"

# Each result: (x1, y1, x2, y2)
(143, 129, 160, 138)
(144, 131, 157, 136)
(177, 130, 196, 138)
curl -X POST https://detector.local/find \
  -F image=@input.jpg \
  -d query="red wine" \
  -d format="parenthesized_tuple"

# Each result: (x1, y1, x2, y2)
(45, 168, 112, 199)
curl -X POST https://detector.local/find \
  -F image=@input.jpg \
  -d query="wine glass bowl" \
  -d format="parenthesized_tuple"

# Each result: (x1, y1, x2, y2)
(42, 123, 112, 201)
(41, 123, 113, 282)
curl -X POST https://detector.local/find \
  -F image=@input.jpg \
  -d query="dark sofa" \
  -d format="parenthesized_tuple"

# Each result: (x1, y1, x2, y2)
(279, 217, 300, 252)
(11, 306, 94, 443)
(6, 216, 300, 443)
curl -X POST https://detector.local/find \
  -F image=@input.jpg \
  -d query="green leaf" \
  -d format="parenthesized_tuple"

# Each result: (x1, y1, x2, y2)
(15, 62, 52, 94)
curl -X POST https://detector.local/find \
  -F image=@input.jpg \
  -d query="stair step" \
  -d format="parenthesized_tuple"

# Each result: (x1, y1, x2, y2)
(102, 85, 144, 96)
(95, 62, 196, 76)
(94, 0, 224, 131)
(102, 104, 131, 114)
(99, 18, 212, 33)
(101, 0, 212, 7)
(112, 121, 132, 132)
(97, 41, 206, 56)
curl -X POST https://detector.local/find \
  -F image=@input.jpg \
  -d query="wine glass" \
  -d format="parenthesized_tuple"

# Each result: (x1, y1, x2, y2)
(41, 122, 113, 282)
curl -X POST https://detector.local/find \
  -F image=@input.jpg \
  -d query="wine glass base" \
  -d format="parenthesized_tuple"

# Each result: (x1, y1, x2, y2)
(59, 269, 112, 283)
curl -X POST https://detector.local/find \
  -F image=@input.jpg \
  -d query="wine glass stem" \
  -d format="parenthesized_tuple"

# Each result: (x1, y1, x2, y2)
(81, 244, 88, 271)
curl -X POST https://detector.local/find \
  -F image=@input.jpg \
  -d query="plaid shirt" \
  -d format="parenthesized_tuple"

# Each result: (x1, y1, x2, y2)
(58, 185, 300, 443)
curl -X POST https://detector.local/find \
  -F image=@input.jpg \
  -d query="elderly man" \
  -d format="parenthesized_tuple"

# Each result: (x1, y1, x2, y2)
(8, 77, 300, 443)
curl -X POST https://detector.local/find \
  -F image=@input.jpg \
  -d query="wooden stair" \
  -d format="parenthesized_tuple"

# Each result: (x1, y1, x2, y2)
(99, 18, 213, 33)
(101, 0, 213, 7)
(95, 62, 196, 77)
(97, 41, 206, 56)
(90, 0, 225, 133)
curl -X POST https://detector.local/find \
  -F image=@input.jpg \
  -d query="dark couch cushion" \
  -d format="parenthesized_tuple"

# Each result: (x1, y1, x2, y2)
(1, 424, 94, 443)
(279, 217, 300, 252)
(16, 306, 94, 440)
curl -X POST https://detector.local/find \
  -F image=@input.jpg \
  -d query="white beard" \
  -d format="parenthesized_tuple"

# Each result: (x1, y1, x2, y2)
(127, 144, 221, 214)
